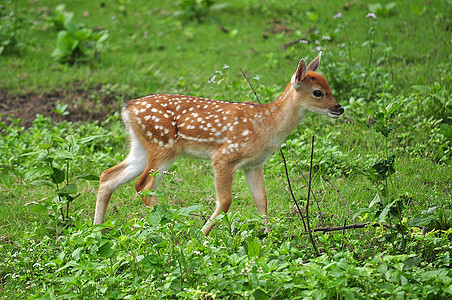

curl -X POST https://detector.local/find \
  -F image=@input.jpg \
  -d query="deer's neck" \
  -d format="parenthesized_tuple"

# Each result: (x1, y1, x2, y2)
(264, 83, 306, 144)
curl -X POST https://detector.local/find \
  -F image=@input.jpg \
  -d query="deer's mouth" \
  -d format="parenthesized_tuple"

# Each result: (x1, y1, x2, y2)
(327, 111, 343, 118)
(326, 106, 344, 118)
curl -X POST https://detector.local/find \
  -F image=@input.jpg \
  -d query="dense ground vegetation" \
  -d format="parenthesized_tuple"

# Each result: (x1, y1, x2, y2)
(0, 0, 451, 299)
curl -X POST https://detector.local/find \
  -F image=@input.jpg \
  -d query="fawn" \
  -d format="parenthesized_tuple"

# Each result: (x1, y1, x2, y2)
(94, 52, 344, 235)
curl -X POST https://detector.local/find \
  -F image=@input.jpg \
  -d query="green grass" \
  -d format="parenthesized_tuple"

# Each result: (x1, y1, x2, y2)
(1, 0, 451, 94)
(1, 0, 451, 298)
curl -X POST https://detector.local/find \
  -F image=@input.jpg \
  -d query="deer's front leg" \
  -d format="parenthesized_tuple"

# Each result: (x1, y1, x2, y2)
(243, 165, 268, 217)
(243, 165, 270, 233)
(202, 161, 235, 236)
(244, 165, 271, 233)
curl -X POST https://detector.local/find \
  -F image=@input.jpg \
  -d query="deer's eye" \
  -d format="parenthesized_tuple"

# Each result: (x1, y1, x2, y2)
(313, 90, 323, 98)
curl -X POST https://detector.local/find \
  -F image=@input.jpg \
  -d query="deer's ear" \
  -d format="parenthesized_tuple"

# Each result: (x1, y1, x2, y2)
(307, 51, 322, 72)
(291, 59, 307, 90)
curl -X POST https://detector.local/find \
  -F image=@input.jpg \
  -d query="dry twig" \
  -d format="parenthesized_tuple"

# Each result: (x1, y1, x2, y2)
(310, 222, 396, 233)
(280, 26, 317, 49)
(306, 135, 319, 256)
(286, 143, 325, 226)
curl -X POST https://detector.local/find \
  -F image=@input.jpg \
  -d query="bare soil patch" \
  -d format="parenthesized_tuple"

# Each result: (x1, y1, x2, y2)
(0, 84, 125, 128)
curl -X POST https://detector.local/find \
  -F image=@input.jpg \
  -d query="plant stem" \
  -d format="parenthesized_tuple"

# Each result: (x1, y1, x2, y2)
(279, 148, 307, 232)
(286, 143, 325, 226)
(343, 25, 352, 64)
(306, 135, 319, 256)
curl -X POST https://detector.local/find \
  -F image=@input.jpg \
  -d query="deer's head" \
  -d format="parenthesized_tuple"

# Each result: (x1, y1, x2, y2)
(291, 52, 344, 118)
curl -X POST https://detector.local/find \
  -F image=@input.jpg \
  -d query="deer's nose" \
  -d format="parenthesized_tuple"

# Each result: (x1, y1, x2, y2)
(336, 105, 344, 115)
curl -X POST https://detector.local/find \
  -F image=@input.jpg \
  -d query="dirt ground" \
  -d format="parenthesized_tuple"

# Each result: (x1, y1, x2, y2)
(0, 85, 124, 128)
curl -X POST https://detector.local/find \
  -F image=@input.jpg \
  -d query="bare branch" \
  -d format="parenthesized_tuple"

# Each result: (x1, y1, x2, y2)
(311, 222, 396, 233)
(306, 135, 319, 256)
(286, 143, 325, 226)
(240, 68, 261, 104)
(280, 26, 317, 50)
(279, 148, 307, 231)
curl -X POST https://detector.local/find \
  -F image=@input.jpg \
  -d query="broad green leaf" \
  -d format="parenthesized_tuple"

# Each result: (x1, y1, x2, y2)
(189, 228, 205, 244)
(75, 28, 94, 42)
(148, 211, 162, 228)
(419, 269, 448, 280)
(31, 180, 54, 187)
(37, 152, 48, 162)
(402, 254, 422, 270)
(55, 261, 78, 274)
(65, 135, 78, 148)
(39, 143, 51, 150)
(440, 124, 452, 142)
(306, 11, 319, 22)
(63, 21, 78, 35)
(369, 3, 383, 13)
(412, 85, 430, 93)
(408, 214, 434, 227)
(74, 174, 100, 181)
(385, 102, 402, 118)
(369, 193, 382, 208)
(79, 135, 105, 144)
(97, 31, 109, 43)
(247, 237, 261, 258)
(253, 288, 269, 300)
(178, 205, 203, 216)
(28, 204, 48, 212)
(98, 241, 114, 258)
(72, 247, 82, 261)
(56, 183, 77, 195)
(24, 167, 53, 180)
(52, 137, 66, 144)
(52, 30, 79, 60)
(141, 254, 163, 268)
(433, 94, 445, 103)
(49, 150, 74, 160)
(386, 2, 398, 10)
(379, 199, 397, 223)
(19, 150, 43, 157)
(51, 167, 65, 184)
(422, 207, 437, 215)
(228, 253, 242, 266)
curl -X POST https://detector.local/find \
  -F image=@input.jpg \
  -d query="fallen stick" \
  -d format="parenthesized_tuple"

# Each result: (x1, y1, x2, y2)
(312, 222, 395, 233)
(280, 26, 317, 50)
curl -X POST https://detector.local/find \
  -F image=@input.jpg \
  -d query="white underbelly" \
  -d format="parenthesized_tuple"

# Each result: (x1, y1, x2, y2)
(181, 148, 213, 160)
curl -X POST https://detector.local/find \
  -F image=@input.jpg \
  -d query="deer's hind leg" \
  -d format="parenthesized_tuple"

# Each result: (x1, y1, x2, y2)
(134, 147, 177, 207)
(94, 132, 147, 225)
